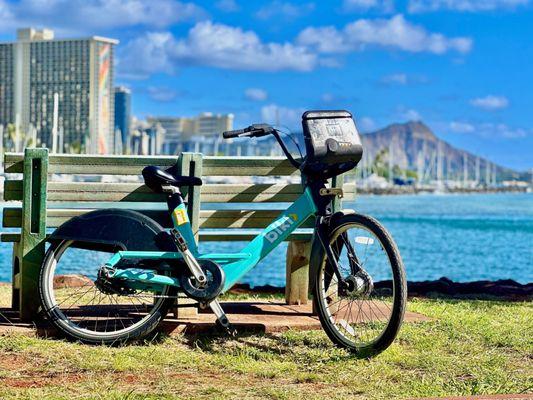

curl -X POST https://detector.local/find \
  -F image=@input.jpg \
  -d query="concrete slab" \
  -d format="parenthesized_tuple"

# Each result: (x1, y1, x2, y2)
(0, 300, 431, 337)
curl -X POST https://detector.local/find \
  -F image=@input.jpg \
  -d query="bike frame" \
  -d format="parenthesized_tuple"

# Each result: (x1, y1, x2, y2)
(105, 186, 318, 293)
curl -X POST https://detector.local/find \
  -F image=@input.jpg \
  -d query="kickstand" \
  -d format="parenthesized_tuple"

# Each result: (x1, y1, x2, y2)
(208, 299, 237, 336)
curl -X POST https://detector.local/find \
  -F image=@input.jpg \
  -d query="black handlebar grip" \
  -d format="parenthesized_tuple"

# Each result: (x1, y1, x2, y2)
(222, 129, 246, 139)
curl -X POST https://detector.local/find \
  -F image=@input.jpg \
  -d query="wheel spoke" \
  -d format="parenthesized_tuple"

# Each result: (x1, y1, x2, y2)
(40, 240, 174, 340)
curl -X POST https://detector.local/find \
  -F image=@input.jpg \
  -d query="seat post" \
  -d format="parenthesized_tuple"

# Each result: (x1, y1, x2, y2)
(162, 185, 184, 213)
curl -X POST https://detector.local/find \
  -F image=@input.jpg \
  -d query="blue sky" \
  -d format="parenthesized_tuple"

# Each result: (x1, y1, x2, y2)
(0, 0, 532, 170)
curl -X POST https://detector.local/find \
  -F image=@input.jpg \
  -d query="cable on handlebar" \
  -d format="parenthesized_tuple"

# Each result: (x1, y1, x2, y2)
(271, 129, 302, 170)
(275, 125, 303, 161)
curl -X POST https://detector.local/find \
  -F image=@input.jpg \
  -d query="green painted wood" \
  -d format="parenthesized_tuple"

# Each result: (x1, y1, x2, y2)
(4, 208, 316, 230)
(2, 231, 313, 243)
(3, 180, 22, 201)
(3, 180, 354, 204)
(11, 241, 20, 309)
(4, 153, 180, 175)
(0, 233, 21, 243)
(17, 148, 49, 320)
(3, 153, 24, 173)
(202, 184, 302, 203)
(4, 153, 301, 176)
(198, 156, 299, 176)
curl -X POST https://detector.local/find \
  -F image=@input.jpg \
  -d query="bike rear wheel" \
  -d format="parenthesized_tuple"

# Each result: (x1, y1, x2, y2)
(313, 213, 407, 357)
(39, 240, 177, 344)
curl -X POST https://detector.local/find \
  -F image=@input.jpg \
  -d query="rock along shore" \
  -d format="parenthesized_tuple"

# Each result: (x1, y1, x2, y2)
(230, 277, 532, 301)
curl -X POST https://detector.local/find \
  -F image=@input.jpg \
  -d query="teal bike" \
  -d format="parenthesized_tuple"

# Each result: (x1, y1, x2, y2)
(38, 110, 407, 357)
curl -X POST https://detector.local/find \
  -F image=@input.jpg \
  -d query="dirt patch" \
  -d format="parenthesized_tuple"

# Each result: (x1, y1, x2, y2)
(0, 353, 28, 371)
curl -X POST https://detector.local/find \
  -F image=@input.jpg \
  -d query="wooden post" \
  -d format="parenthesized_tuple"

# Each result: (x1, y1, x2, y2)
(173, 152, 203, 319)
(17, 148, 48, 320)
(285, 240, 311, 305)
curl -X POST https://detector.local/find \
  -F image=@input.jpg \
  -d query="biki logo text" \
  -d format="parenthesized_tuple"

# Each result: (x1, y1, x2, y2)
(264, 214, 298, 243)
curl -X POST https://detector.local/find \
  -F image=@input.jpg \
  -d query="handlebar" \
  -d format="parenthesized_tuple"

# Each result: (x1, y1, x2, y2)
(222, 124, 273, 139)
(222, 128, 246, 139)
(222, 124, 302, 170)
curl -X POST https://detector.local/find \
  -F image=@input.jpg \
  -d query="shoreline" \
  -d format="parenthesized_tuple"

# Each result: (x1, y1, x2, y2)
(2, 277, 530, 300)
(354, 186, 530, 195)
(229, 277, 532, 301)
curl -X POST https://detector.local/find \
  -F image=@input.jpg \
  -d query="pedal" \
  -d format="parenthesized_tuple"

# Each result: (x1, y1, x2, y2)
(209, 299, 237, 336)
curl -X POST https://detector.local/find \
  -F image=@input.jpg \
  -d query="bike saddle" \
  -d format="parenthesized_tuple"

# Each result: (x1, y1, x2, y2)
(142, 165, 202, 193)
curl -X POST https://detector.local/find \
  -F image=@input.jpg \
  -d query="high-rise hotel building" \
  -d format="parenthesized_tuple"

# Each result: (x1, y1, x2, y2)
(0, 28, 118, 153)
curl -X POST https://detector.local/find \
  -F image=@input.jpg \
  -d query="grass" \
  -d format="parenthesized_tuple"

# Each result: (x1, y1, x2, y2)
(0, 285, 531, 399)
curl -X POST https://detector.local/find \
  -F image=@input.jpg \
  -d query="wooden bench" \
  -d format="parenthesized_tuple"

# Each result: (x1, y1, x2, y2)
(2, 148, 353, 320)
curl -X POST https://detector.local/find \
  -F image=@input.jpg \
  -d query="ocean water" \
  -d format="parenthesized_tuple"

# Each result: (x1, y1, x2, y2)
(1, 193, 532, 286)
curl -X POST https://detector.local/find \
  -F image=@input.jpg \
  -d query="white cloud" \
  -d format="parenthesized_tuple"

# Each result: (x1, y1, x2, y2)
(408, 0, 530, 13)
(482, 123, 528, 139)
(120, 21, 318, 76)
(245, 88, 268, 101)
(172, 22, 317, 71)
(470, 95, 509, 111)
(256, 1, 315, 20)
(297, 26, 350, 53)
(381, 73, 408, 85)
(449, 121, 529, 139)
(147, 86, 178, 102)
(261, 104, 305, 129)
(358, 117, 377, 132)
(297, 14, 472, 55)
(343, 0, 395, 13)
(380, 73, 429, 85)
(0, 0, 206, 32)
(215, 0, 239, 12)
(398, 108, 422, 121)
(120, 32, 176, 77)
(321, 93, 335, 103)
(0, 0, 12, 20)
(449, 121, 475, 133)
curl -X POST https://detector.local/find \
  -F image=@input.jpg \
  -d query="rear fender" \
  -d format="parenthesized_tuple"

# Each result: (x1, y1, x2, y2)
(308, 209, 356, 294)
(47, 209, 176, 253)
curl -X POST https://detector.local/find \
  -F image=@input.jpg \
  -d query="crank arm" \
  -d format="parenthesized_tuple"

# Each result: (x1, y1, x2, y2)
(181, 248, 207, 285)
(170, 229, 207, 285)
(208, 299, 236, 336)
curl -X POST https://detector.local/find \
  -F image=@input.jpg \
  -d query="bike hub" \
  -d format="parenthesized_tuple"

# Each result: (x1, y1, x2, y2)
(342, 269, 374, 297)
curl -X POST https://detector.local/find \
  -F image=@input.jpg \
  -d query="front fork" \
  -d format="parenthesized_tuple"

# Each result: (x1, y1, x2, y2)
(316, 218, 346, 286)
(316, 216, 365, 294)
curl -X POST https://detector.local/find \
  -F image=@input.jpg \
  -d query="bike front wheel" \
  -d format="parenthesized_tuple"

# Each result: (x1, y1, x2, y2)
(313, 213, 407, 357)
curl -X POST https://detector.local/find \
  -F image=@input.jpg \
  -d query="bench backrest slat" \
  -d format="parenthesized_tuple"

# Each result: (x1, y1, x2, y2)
(2, 208, 317, 229)
(3, 181, 355, 203)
